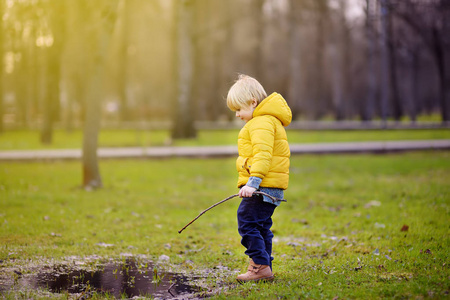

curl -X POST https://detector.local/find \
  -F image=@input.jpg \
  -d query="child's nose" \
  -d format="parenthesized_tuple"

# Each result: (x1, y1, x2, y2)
(235, 111, 240, 117)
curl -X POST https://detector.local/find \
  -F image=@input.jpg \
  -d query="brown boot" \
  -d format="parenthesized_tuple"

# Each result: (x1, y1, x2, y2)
(236, 259, 274, 283)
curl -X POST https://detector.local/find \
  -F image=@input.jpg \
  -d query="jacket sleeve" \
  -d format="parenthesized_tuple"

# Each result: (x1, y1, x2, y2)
(248, 116, 275, 179)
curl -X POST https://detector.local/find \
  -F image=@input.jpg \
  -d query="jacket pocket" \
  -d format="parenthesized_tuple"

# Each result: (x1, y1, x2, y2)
(236, 156, 247, 172)
(247, 158, 253, 172)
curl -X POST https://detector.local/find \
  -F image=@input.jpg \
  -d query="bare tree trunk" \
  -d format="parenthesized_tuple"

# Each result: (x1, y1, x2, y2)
(40, 43, 59, 144)
(172, 0, 196, 139)
(0, 0, 4, 133)
(83, 64, 103, 189)
(288, 0, 303, 119)
(379, 0, 390, 124)
(330, 0, 350, 121)
(252, 0, 264, 80)
(219, 0, 235, 121)
(433, 2, 450, 122)
(12, 27, 29, 127)
(62, 0, 85, 132)
(387, 9, 402, 121)
(82, 0, 119, 189)
(41, 1, 65, 144)
(117, 0, 131, 122)
(82, 5, 103, 189)
(406, 50, 419, 122)
(341, 3, 352, 120)
(311, 0, 328, 120)
(40, 53, 55, 144)
(330, 42, 343, 120)
(364, 0, 376, 121)
(192, 0, 218, 121)
(441, 0, 450, 122)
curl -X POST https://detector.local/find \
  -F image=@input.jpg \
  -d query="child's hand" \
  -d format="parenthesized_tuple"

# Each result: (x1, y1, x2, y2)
(239, 185, 257, 198)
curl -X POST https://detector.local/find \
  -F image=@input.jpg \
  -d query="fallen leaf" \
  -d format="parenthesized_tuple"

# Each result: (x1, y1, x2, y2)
(401, 225, 409, 232)
(421, 249, 432, 255)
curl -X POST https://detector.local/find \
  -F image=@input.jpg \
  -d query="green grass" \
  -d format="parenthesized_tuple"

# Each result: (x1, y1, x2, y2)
(0, 128, 449, 150)
(1, 152, 449, 299)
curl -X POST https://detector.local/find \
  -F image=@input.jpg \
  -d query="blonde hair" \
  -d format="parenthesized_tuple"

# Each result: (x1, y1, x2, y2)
(226, 74, 267, 111)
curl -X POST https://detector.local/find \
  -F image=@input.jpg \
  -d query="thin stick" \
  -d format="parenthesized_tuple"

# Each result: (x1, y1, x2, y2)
(167, 282, 176, 297)
(178, 191, 286, 234)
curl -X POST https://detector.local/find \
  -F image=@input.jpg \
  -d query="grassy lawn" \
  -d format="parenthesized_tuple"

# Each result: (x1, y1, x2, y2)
(1, 151, 449, 299)
(0, 128, 449, 150)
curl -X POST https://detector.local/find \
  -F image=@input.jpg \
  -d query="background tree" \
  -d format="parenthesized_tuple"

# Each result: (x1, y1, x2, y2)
(288, 0, 304, 119)
(389, 0, 450, 122)
(40, 0, 65, 144)
(2, 0, 449, 138)
(363, 0, 377, 121)
(115, 0, 131, 123)
(379, 0, 390, 123)
(172, 0, 196, 139)
(329, 0, 352, 120)
(80, 0, 119, 189)
(0, 0, 4, 133)
(311, 0, 329, 119)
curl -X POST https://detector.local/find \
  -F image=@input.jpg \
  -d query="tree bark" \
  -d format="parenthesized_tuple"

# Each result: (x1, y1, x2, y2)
(379, 0, 390, 123)
(387, 9, 402, 121)
(311, 0, 328, 120)
(288, 0, 303, 119)
(82, 64, 103, 189)
(406, 50, 419, 122)
(330, 0, 351, 121)
(172, 0, 196, 139)
(440, 0, 450, 122)
(433, 9, 450, 122)
(41, 1, 65, 144)
(364, 0, 377, 121)
(0, 0, 4, 133)
(117, 0, 131, 122)
(81, 0, 119, 189)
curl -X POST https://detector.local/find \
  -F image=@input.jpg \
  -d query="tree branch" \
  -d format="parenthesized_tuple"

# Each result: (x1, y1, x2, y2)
(178, 191, 286, 234)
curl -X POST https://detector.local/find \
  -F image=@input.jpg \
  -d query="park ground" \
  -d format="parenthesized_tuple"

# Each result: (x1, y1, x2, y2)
(0, 128, 449, 299)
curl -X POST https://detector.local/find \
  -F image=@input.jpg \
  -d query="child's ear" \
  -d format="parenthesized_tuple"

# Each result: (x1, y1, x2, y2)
(251, 99, 258, 108)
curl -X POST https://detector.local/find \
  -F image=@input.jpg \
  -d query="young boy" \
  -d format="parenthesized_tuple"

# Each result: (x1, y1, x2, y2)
(226, 74, 292, 282)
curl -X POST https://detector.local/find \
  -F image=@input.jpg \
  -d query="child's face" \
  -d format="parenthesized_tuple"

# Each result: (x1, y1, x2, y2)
(235, 99, 257, 123)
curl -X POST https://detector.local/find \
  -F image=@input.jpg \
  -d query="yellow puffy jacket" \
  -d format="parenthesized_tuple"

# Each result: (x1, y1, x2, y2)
(236, 92, 292, 189)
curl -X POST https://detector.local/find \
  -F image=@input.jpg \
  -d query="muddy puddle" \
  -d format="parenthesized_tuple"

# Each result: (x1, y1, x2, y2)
(1, 257, 204, 299)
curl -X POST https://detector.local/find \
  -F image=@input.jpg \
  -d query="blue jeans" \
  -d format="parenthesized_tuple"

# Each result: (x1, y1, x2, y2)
(237, 194, 277, 267)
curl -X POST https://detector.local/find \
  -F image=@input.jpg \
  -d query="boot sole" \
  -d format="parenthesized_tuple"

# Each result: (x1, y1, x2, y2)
(236, 276, 274, 284)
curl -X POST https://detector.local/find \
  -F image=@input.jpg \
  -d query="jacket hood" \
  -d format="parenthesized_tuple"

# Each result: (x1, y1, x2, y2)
(253, 92, 292, 127)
